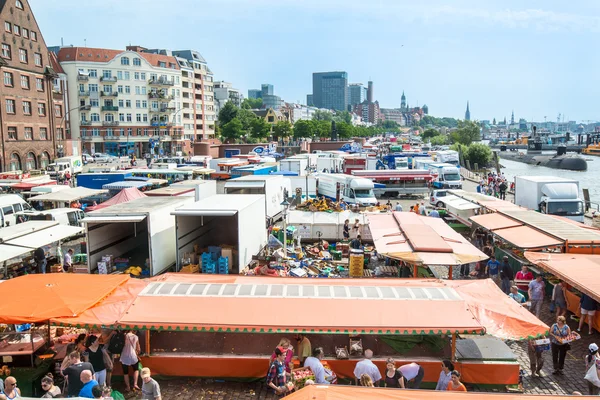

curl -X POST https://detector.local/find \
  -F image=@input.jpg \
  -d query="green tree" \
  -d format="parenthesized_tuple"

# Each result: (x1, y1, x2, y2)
(466, 143, 492, 167)
(312, 110, 333, 121)
(422, 128, 440, 140)
(336, 121, 355, 138)
(379, 120, 399, 129)
(273, 120, 292, 139)
(237, 108, 258, 131)
(249, 118, 271, 140)
(333, 111, 352, 124)
(241, 98, 263, 109)
(217, 101, 238, 125)
(449, 120, 481, 145)
(313, 120, 332, 138)
(430, 135, 449, 146)
(293, 120, 313, 138)
(221, 118, 244, 142)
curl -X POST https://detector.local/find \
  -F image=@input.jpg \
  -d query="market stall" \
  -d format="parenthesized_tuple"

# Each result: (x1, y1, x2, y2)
(28, 187, 109, 209)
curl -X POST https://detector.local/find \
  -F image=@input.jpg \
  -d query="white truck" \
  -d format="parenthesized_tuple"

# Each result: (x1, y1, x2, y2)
(280, 157, 309, 176)
(15, 208, 87, 227)
(514, 176, 585, 222)
(435, 150, 460, 166)
(83, 196, 193, 275)
(46, 156, 83, 179)
(224, 175, 292, 222)
(430, 163, 463, 189)
(316, 173, 377, 206)
(316, 155, 344, 173)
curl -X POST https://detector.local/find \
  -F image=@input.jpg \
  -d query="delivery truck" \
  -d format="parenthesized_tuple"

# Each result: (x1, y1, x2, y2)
(514, 176, 585, 222)
(429, 163, 463, 189)
(46, 156, 83, 180)
(224, 175, 291, 221)
(83, 196, 193, 275)
(315, 173, 377, 206)
(280, 157, 309, 176)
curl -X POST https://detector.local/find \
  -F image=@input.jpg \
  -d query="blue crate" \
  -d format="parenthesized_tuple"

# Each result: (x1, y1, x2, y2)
(208, 246, 222, 261)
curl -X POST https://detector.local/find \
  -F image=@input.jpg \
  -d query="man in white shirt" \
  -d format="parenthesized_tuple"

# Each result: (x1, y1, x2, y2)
(63, 248, 74, 272)
(353, 349, 381, 386)
(398, 362, 424, 388)
(304, 348, 329, 384)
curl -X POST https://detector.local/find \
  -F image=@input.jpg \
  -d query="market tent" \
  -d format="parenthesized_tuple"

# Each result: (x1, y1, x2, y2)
(10, 179, 56, 190)
(492, 226, 563, 250)
(102, 181, 152, 191)
(0, 243, 35, 262)
(2, 224, 84, 249)
(118, 274, 485, 334)
(0, 274, 129, 324)
(28, 187, 108, 203)
(470, 213, 523, 231)
(448, 190, 524, 213)
(285, 385, 592, 400)
(525, 252, 600, 303)
(86, 187, 146, 211)
(368, 212, 488, 265)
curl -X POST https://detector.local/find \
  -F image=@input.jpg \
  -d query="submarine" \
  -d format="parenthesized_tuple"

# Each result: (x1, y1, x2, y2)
(496, 126, 587, 171)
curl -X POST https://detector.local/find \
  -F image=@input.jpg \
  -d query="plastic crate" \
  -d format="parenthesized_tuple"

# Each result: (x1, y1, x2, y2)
(208, 246, 222, 261)
(218, 256, 229, 274)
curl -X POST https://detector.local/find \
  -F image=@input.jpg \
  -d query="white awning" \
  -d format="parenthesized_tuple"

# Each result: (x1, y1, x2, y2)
(0, 244, 34, 262)
(28, 188, 108, 202)
(224, 181, 266, 189)
(82, 215, 146, 224)
(171, 210, 237, 217)
(3, 225, 84, 249)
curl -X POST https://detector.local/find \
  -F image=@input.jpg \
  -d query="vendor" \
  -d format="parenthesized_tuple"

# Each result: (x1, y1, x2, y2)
(295, 334, 311, 366)
(350, 235, 362, 250)
(63, 248, 74, 272)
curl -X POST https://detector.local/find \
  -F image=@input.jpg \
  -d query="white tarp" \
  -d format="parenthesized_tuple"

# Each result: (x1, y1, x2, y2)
(3, 225, 84, 249)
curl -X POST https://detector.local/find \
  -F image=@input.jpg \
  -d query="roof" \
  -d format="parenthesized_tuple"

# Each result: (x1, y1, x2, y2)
(102, 181, 152, 190)
(368, 212, 488, 266)
(172, 194, 264, 214)
(448, 190, 523, 212)
(502, 210, 600, 243)
(86, 187, 146, 211)
(526, 252, 600, 304)
(229, 175, 285, 182)
(28, 187, 108, 202)
(88, 196, 190, 215)
(0, 220, 57, 243)
(48, 51, 65, 74)
(57, 47, 180, 70)
(145, 186, 194, 196)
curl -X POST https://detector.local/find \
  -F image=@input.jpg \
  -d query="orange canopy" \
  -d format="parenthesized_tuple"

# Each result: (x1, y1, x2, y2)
(286, 385, 596, 400)
(525, 252, 600, 303)
(0, 274, 129, 324)
(493, 226, 563, 249)
(368, 212, 488, 265)
(470, 213, 523, 231)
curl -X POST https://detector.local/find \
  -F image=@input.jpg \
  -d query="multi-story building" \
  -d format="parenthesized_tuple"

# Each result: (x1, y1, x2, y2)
(0, 0, 70, 172)
(312, 71, 348, 111)
(380, 108, 406, 126)
(263, 94, 282, 110)
(248, 89, 261, 99)
(353, 101, 380, 125)
(214, 80, 242, 113)
(349, 83, 366, 107)
(306, 94, 313, 106)
(281, 103, 327, 123)
(261, 83, 273, 97)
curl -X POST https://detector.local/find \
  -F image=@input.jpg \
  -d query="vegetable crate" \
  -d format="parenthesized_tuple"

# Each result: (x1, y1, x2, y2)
(291, 366, 315, 389)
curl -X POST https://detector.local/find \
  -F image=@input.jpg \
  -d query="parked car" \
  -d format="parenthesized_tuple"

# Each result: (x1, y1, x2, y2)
(82, 154, 94, 164)
(429, 189, 448, 208)
(93, 153, 112, 163)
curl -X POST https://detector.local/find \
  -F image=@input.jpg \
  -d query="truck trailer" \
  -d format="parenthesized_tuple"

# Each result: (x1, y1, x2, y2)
(224, 175, 291, 221)
(514, 176, 584, 222)
(315, 173, 377, 206)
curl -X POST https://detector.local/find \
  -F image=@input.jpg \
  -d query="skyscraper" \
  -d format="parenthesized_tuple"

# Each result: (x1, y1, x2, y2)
(312, 71, 348, 111)
(367, 81, 373, 103)
(306, 94, 313, 106)
(261, 84, 273, 98)
(248, 89, 261, 99)
(465, 102, 471, 121)
(348, 84, 366, 106)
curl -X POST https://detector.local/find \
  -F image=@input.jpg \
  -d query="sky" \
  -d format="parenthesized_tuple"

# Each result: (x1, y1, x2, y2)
(30, 0, 600, 122)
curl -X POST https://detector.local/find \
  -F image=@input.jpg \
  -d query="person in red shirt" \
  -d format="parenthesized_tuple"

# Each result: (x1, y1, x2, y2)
(515, 265, 534, 291)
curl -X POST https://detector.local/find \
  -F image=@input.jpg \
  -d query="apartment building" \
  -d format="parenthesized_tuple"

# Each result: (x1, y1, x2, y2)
(57, 46, 190, 157)
(213, 80, 242, 113)
(0, 0, 69, 172)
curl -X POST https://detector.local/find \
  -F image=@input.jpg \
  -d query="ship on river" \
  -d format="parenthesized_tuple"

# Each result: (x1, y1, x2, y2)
(496, 126, 587, 172)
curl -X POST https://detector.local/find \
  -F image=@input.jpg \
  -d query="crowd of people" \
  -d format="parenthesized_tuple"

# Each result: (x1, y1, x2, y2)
(477, 172, 512, 200)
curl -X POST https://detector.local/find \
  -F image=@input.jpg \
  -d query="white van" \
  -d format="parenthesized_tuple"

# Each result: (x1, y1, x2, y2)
(15, 208, 86, 227)
(0, 194, 33, 228)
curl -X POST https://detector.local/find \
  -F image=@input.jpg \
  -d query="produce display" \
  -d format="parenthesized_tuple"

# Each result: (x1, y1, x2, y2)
(124, 266, 143, 276)
(560, 332, 581, 344)
(0, 365, 11, 376)
(296, 198, 344, 212)
(291, 367, 315, 388)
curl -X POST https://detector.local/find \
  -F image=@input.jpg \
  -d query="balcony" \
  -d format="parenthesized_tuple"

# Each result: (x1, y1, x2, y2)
(102, 121, 120, 126)
(79, 91, 90, 97)
(100, 76, 118, 82)
(77, 75, 89, 81)
(148, 92, 173, 100)
(101, 106, 119, 112)
(148, 78, 175, 86)
(101, 91, 118, 97)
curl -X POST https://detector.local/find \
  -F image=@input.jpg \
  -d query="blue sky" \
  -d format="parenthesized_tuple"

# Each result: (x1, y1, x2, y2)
(31, 0, 600, 122)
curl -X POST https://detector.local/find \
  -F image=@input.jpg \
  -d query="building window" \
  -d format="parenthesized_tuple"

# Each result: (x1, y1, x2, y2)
(2, 43, 11, 59)
(142, 100, 147, 108)
(7, 126, 16, 140)
(105, 113, 114, 122)
(15, 0, 24, 10)
(90, 113, 100, 122)
(134, 72, 140, 80)
(30, 31, 36, 41)
(119, 113, 125, 122)
(159, 61, 166, 68)
(89, 83, 98, 92)
(36, 77, 43, 91)
(18, 48, 27, 63)
(80, 113, 87, 122)
(90, 98, 99, 107)
(125, 86, 130, 94)
(117, 71, 123, 80)
(40, 152, 50, 168)
(135, 86, 140, 95)
(125, 100, 131, 108)
(54, 104, 62, 117)
(33, 52, 42, 67)
(5, 99, 15, 114)
(102, 70, 112, 79)
(140, 72, 146, 80)
(25, 152, 36, 170)
(13, 24, 19, 36)
(22, 28, 28, 38)
(55, 128, 62, 140)
(22, 101, 31, 115)
(124, 71, 130, 80)
(103, 85, 113, 93)
(143, 114, 148, 122)
(20, 75, 29, 89)
(141, 87, 147, 95)
(3, 71, 12, 86)
(37, 102, 46, 116)
(118, 99, 124, 108)
(133, 58, 141, 66)
(117, 85, 123, 94)
(92, 128, 100, 136)
(40, 127, 48, 140)
(121, 57, 129, 65)
(136, 113, 141, 122)
(126, 113, 132, 122)
(4, 22, 10, 32)
(24, 127, 32, 139)
(88, 69, 97, 78)
(9, 153, 21, 171)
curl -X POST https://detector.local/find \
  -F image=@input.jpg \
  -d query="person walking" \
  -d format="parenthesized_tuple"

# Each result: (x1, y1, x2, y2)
(61, 351, 95, 398)
(578, 293, 598, 335)
(270, 338, 294, 374)
(435, 360, 454, 390)
(584, 343, 600, 395)
(527, 338, 545, 377)
(120, 331, 141, 392)
(552, 280, 567, 318)
(549, 315, 571, 375)
(500, 256, 514, 295)
(528, 275, 545, 318)
(34, 247, 47, 274)
(485, 256, 500, 283)
(266, 347, 289, 397)
(83, 335, 107, 387)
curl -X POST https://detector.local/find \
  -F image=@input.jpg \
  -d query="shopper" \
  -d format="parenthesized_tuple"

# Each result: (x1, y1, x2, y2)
(360, 374, 375, 387)
(141, 368, 162, 400)
(447, 371, 467, 391)
(350, 235, 362, 250)
(384, 358, 405, 388)
(343, 219, 350, 241)
(63, 248, 74, 272)
(34, 247, 46, 274)
(509, 286, 526, 304)
(552, 280, 567, 318)
(549, 315, 571, 374)
(528, 275, 545, 318)
(584, 343, 600, 395)
(83, 335, 108, 386)
(120, 331, 141, 392)
(485, 256, 500, 283)
(295, 334, 311, 366)
(527, 338, 545, 377)
(270, 338, 294, 373)
(578, 293, 598, 335)
(304, 348, 329, 385)
(353, 349, 381, 386)
(62, 351, 95, 398)
(78, 370, 98, 398)
(435, 360, 454, 390)
(515, 265, 534, 291)
(2, 377, 19, 399)
(398, 362, 424, 389)
(352, 219, 361, 239)
(500, 256, 514, 294)
(40, 373, 61, 398)
(266, 347, 289, 396)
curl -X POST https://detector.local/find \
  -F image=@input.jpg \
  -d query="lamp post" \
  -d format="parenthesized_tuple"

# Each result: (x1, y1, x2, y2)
(280, 199, 290, 258)
(57, 104, 91, 158)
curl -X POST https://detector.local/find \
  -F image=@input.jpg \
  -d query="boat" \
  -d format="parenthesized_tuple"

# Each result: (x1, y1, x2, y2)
(582, 143, 600, 156)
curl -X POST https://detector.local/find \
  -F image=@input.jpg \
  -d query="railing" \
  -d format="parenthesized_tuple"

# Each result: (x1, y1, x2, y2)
(77, 75, 89, 81)
(101, 91, 118, 97)
(101, 106, 119, 112)
(102, 121, 120, 126)
(149, 92, 174, 100)
(100, 76, 118, 82)
(148, 78, 175, 86)
(78, 91, 90, 97)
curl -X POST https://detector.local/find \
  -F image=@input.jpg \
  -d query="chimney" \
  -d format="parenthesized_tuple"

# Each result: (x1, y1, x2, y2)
(367, 81, 373, 103)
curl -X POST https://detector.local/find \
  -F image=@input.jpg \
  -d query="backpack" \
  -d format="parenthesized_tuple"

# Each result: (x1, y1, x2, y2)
(107, 331, 126, 355)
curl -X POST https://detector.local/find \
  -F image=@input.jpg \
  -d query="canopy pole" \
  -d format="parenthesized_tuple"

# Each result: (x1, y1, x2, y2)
(448, 265, 453, 280)
(145, 330, 151, 355)
(451, 333, 457, 362)
(413, 263, 418, 278)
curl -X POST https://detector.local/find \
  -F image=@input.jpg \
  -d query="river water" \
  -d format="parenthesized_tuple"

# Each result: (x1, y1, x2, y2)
(497, 155, 600, 202)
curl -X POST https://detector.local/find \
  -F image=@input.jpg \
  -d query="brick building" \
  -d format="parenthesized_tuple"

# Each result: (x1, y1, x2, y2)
(0, 0, 69, 172)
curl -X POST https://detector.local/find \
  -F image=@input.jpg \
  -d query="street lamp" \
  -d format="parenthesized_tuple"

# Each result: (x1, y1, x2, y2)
(280, 199, 290, 258)
(57, 104, 91, 158)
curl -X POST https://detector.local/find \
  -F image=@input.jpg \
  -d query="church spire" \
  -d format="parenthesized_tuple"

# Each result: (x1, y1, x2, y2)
(465, 101, 471, 121)
(401, 90, 406, 111)
(511, 110, 515, 125)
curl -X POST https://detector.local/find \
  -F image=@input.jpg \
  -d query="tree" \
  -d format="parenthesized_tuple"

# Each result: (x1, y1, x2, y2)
(333, 111, 352, 124)
(217, 101, 238, 126)
(422, 128, 440, 140)
(336, 121, 355, 139)
(293, 119, 313, 138)
(221, 118, 244, 142)
(466, 143, 492, 167)
(379, 120, 399, 129)
(312, 110, 333, 121)
(273, 120, 292, 139)
(241, 98, 263, 109)
(249, 118, 271, 140)
(450, 120, 481, 145)
(313, 120, 331, 138)
(430, 135, 449, 146)
(237, 108, 258, 131)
